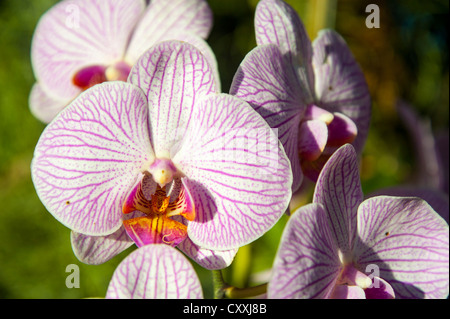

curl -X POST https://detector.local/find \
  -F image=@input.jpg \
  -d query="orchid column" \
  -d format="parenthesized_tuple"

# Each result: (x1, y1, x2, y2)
(31, 40, 293, 269)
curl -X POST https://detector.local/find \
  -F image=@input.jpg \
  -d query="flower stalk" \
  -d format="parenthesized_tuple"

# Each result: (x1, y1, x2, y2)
(212, 270, 268, 299)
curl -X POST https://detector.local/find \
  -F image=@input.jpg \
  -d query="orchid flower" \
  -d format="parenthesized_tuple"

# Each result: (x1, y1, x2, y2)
(268, 144, 449, 299)
(230, 0, 371, 190)
(106, 244, 203, 299)
(31, 40, 293, 269)
(30, 0, 216, 123)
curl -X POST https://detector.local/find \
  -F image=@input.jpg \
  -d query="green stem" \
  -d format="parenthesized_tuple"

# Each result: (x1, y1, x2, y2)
(211, 270, 268, 299)
(224, 283, 268, 299)
(306, 0, 337, 39)
(212, 270, 228, 299)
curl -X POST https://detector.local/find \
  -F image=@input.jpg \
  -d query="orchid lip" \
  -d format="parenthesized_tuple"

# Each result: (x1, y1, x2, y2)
(122, 175, 195, 248)
(72, 65, 107, 90)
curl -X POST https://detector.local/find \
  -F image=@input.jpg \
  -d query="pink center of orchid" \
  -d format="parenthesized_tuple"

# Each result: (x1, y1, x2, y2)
(72, 61, 131, 91)
(121, 158, 195, 248)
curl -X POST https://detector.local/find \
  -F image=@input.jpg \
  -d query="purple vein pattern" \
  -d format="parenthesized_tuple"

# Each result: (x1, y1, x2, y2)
(71, 228, 133, 265)
(313, 142, 363, 255)
(173, 94, 293, 250)
(31, 82, 153, 236)
(129, 40, 216, 158)
(268, 203, 341, 298)
(230, 44, 305, 192)
(106, 245, 203, 299)
(177, 236, 238, 270)
(355, 197, 449, 299)
(255, 0, 315, 99)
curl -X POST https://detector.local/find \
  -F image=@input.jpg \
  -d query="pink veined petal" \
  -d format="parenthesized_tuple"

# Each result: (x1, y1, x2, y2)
(31, 0, 145, 101)
(364, 276, 395, 299)
(313, 144, 364, 255)
(330, 285, 366, 299)
(29, 83, 72, 124)
(71, 228, 134, 265)
(298, 119, 328, 162)
(31, 82, 154, 236)
(106, 244, 203, 299)
(312, 29, 371, 154)
(230, 44, 305, 192)
(368, 186, 449, 224)
(268, 203, 341, 299)
(126, 0, 213, 63)
(173, 93, 293, 250)
(354, 196, 449, 299)
(144, 31, 221, 92)
(255, 0, 315, 100)
(128, 40, 217, 159)
(177, 237, 238, 270)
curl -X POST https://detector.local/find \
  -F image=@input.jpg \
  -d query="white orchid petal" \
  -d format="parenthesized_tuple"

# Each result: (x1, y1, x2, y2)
(31, 82, 154, 235)
(174, 94, 292, 250)
(230, 44, 305, 192)
(128, 40, 216, 158)
(269, 204, 341, 299)
(106, 244, 203, 299)
(313, 144, 363, 255)
(178, 238, 238, 270)
(355, 196, 449, 299)
(126, 0, 213, 62)
(255, 0, 314, 96)
(71, 228, 134, 265)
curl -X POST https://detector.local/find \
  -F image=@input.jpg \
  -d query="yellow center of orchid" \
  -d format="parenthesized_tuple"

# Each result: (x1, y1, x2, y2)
(105, 65, 122, 81)
(143, 158, 178, 188)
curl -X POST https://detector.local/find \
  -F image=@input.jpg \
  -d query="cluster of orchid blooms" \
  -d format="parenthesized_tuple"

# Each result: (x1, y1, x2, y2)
(30, 0, 448, 299)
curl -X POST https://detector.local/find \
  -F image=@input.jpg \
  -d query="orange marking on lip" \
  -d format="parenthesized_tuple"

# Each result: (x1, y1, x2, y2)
(122, 179, 195, 248)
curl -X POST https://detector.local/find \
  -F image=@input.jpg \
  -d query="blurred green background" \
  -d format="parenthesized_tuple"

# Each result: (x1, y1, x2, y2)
(0, 0, 448, 298)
